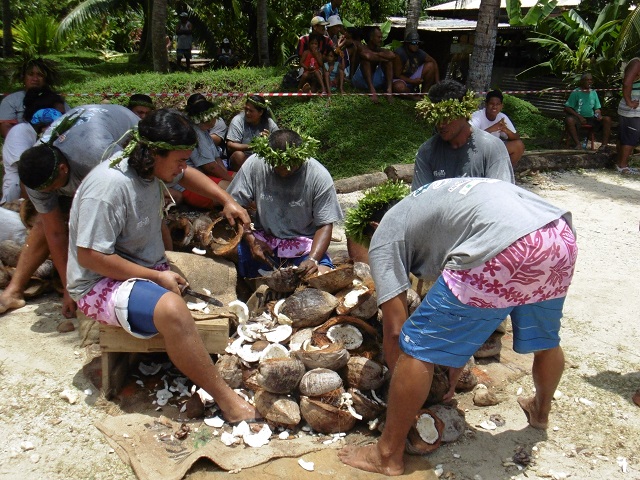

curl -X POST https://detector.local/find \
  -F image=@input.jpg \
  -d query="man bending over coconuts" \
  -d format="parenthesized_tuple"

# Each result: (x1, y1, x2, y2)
(340, 178, 577, 476)
(227, 129, 343, 279)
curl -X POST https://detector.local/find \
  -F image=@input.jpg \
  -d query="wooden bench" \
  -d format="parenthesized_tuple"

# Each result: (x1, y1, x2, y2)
(99, 318, 229, 398)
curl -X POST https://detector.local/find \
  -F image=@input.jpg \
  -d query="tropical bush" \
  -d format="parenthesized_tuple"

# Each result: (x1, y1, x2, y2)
(13, 14, 64, 56)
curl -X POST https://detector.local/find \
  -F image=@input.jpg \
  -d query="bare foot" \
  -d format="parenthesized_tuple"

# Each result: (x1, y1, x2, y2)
(386, 93, 395, 104)
(223, 398, 262, 424)
(517, 396, 549, 430)
(370, 92, 379, 103)
(633, 389, 640, 407)
(338, 444, 404, 476)
(0, 292, 26, 315)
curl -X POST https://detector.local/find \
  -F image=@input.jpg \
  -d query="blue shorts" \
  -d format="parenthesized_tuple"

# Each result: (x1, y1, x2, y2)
(236, 239, 334, 278)
(127, 281, 168, 336)
(399, 276, 565, 368)
(352, 65, 387, 90)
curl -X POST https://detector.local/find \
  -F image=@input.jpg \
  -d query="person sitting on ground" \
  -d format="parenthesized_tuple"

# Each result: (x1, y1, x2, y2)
(176, 12, 193, 71)
(470, 89, 525, 166)
(412, 79, 514, 189)
(183, 94, 235, 203)
(392, 31, 439, 99)
(227, 129, 343, 279)
(324, 48, 345, 95)
(127, 94, 155, 120)
(217, 38, 238, 68)
(2, 87, 65, 204)
(296, 16, 335, 64)
(66, 108, 259, 424)
(0, 105, 140, 317)
(564, 73, 611, 152)
(0, 58, 69, 138)
(317, 0, 342, 20)
(351, 26, 396, 103)
(225, 95, 279, 171)
(616, 56, 640, 174)
(338, 177, 577, 476)
(298, 34, 327, 94)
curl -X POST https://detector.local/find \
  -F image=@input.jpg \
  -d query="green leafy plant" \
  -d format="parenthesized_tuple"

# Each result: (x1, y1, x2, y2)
(250, 132, 319, 169)
(415, 91, 480, 126)
(13, 15, 64, 56)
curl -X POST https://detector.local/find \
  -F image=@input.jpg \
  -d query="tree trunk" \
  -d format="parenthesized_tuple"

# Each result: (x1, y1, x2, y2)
(405, 0, 422, 37)
(151, 0, 169, 72)
(2, 0, 14, 57)
(467, 0, 500, 93)
(138, 0, 153, 61)
(256, 0, 269, 66)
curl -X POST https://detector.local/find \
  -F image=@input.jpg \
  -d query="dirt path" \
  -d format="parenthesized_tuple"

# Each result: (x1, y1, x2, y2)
(1, 169, 639, 480)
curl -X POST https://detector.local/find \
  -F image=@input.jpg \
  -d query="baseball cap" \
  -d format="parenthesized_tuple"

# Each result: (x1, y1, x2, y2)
(311, 16, 329, 26)
(403, 32, 423, 44)
(327, 15, 343, 28)
(30, 108, 62, 126)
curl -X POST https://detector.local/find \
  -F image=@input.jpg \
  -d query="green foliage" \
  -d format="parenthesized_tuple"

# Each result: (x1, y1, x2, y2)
(13, 15, 64, 56)
(507, 0, 557, 27)
(344, 180, 410, 246)
(502, 94, 563, 149)
(415, 91, 480, 126)
(616, 6, 640, 60)
(250, 133, 319, 169)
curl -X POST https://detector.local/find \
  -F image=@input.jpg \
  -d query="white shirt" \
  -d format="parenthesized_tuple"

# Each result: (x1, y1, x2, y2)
(469, 109, 516, 141)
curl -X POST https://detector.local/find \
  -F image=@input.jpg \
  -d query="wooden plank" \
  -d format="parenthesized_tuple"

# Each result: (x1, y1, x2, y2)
(99, 318, 229, 354)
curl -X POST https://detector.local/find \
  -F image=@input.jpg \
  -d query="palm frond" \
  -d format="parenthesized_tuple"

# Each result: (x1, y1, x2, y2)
(616, 6, 640, 59)
(56, 0, 126, 40)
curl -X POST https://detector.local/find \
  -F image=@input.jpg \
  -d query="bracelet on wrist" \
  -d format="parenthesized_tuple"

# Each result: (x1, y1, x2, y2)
(308, 257, 319, 265)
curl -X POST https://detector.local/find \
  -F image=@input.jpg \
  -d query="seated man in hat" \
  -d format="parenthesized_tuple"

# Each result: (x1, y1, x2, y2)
(296, 16, 335, 68)
(392, 32, 439, 98)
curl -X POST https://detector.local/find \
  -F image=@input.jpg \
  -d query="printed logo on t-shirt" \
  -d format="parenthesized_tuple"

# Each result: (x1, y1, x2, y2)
(432, 169, 446, 178)
(137, 216, 150, 229)
(259, 192, 274, 202)
(289, 199, 306, 207)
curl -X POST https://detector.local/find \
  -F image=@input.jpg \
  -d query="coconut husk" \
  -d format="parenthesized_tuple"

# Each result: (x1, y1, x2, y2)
(293, 342, 350, 370)
(344, 356, 387, 391)
(425, 365, 450, 406)
(407, 288, 421, 315)
(473, 386, 499, 406)
(167, 217, 194, 249)
(33, 259, 55, 279)
(215, 354, 244, 389)
(19, 198, 38, 229)
(348, 388, 386, 421)
(311, 315, 379, 356)
(23, 276, 51, 299)
(304, 264, 356, 294)
(192, 214, 214, 248)
(406, 409, 445, 455)
(299, 368, 343, 397)
(299, 396, 357, 434)
(353, 262, 373, 283)
(455, 358, 478, 392)
(254, 390, 301, 428)
(0, 266, 10, 289)
(349, 292, 378, 320)
(254, 357, 306, 394)
(329, 249, 351, 266)
(280, 288, 339, 328)
(335, 285, 374, 316)
(264, 267, 304, 293)
(207, 216, 243, 256)
(242, 368, 261, 391)
(429, 404, 466, 443)
(473, 332, 503, 359)
(315, 386, 346, 407)
(0, 240, 22, 268)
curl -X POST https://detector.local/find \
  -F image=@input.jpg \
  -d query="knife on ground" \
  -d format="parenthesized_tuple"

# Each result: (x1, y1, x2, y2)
(182, 287, 224, 307)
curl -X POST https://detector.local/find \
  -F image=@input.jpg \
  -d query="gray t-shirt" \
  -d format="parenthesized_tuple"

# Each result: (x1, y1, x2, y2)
(369, 178, 573, 305)
(0, 90, 70, 124)
(227, 155, 343, 238)
(188, 127, 220, 168)
(412, 127, 514, 190)
(226, 111, 279, 145)
(27, 105, 139, 214)
(209, 117, 227, 141)
(67, 158, 167, 300)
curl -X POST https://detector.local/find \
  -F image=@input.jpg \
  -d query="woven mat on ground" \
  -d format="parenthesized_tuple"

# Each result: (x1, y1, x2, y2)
(96, 413, 331, 480)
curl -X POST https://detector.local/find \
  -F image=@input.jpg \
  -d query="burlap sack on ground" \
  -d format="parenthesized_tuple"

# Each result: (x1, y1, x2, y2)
(96, 413, 331, 480)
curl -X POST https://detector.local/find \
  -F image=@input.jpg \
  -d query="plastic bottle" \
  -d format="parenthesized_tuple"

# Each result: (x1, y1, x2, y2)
(582, 136, 588, 149)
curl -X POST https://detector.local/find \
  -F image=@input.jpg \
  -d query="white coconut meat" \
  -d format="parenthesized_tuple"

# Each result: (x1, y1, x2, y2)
(342, 286, 369, 309)
(289, 329, 314, 351)
(228, 300, 249, 324)
(259, 343, 290, 362)
(236, 344, 263, 363)
(416, 413, 439, 444)
(264, 324, 293, 344)
(326, 324, 363, 350)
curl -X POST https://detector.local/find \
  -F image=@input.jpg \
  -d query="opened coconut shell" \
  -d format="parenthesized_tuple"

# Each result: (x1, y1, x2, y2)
(316, 386, 346, 407)
(23, 276, 51, 299)
(335, 285, 373, 316)
(254, 390, 301, 428)
(242, 368, 261, 391)
(350, 291, 378, 320)
(406, 409, 445, 454)
(167, 217, 194, 248)
(299, 396, 357, 434)
(305, 264, 356, 294)
(0, 240, 22, 268)
(473, 332, 503, 359)
(207, 216, 242, 256)
(299, 368, 343, 396)
(407, 288, 421, 315)
(280, 288, 339, 328)
(329, 250, 351, 266)
(312, 315, 378, 348)
(294, 341, 350, 370)
(254, 357, 305, 394)
(33, 259, 55, 279)
(264, 266, 304, 293)
(344, 356, 388, 391)
(192, 214, 214, 248)
(0, 264, 10, 289)
(215, 354, 243, 389)
(19, 198, 38, 228)
(353, 262, 373, 283)
(429, 404, 466, 443)
(348, 388, 386, 421)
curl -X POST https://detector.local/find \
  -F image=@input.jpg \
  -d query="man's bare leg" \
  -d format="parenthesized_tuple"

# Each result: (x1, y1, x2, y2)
(153, 292, 259, 423)
(383, 61, 394, 103)
(0, 221, 50, 314)
(601, 116, 612, 145)
(518, 346, 564, 430)
(506, 139, 525, 166)
(338, 353, 434, 476)
(617, 144, 635, 169)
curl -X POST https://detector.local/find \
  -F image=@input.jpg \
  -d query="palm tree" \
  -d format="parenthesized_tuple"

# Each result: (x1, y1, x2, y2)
(405, 0, 422, 36)
(2, 0, 14, 57)
(467, 0, 500, 92)
(151, 0, 168, 72)
(256, 0, 269, 66)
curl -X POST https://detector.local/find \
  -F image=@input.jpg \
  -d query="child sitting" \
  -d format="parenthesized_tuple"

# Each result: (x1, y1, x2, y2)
(323, 49, 345, 96)
(298, 34, 327, 94)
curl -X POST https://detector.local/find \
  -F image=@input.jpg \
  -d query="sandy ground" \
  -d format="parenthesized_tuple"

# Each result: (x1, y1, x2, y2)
(1, 169, 639, 480)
